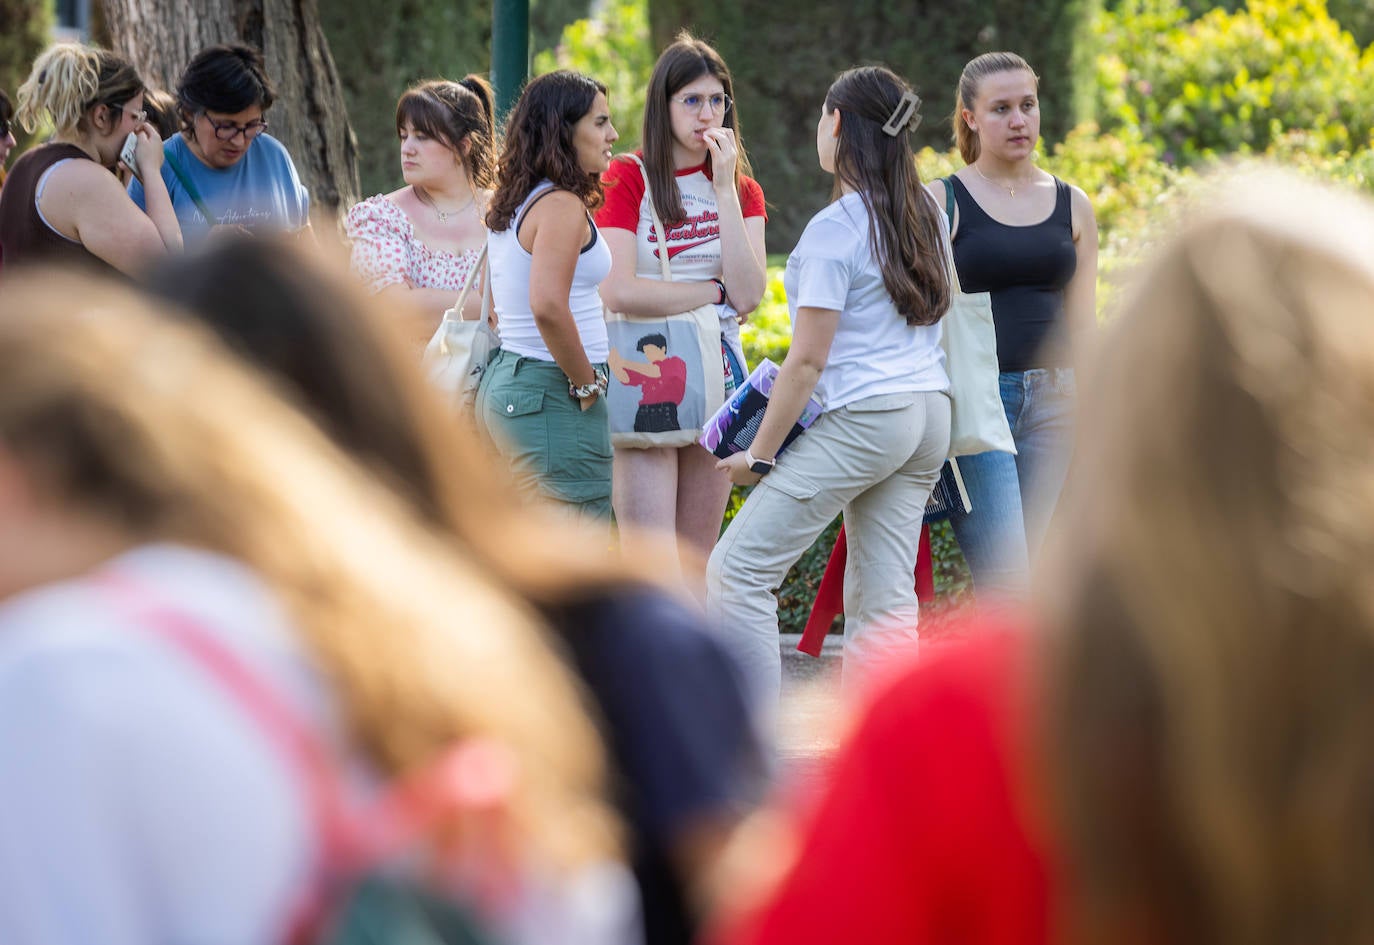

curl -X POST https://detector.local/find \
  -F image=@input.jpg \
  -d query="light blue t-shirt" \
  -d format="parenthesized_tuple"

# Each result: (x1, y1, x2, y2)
(129, 133, 310, 246)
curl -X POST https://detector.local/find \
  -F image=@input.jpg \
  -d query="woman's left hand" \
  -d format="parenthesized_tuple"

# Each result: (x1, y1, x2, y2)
(704, 128, 739, 188)
(717, 451, 763, 487)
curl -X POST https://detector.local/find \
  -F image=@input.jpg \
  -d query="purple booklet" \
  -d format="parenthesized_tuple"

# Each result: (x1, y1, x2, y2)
(699, 358, 825, 459)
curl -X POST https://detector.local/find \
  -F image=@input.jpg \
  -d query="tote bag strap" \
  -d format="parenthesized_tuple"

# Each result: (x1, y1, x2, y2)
(439, 242, 491, 327)
(164, 150, 219, 227)
(625, 153, 676, 283)
(939, 178, 965, 295)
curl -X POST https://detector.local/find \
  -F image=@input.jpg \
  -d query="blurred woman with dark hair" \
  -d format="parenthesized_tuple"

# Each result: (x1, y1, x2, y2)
(0, 43, 180, 273)
(347, 76, 498, 344)
(479, 70, 620, 520)
(129, 43, 309, 245)
(147, 235, 766, 945)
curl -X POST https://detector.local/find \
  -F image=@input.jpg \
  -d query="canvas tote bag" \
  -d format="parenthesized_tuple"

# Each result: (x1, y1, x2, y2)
(423, 244, 498, 411)
(939, 178, 1016, 457)
(604, 155, 727, 449)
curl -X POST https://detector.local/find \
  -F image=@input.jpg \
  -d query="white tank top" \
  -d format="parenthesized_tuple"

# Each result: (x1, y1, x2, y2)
(488, 181, 611, 362)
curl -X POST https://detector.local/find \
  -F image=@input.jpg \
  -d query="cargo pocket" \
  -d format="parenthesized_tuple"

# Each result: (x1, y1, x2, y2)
(546, 395, 613, 507)
(763, 466, 822, 502)
(485, 387, 550, 482)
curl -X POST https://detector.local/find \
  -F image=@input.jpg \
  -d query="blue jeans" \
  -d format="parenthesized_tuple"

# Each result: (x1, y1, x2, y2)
(948, 368, 1076, 599)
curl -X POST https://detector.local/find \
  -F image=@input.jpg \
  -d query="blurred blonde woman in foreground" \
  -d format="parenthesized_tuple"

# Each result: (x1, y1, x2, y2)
(716, 169, 1374, 945)
(0, 271, 635, 945)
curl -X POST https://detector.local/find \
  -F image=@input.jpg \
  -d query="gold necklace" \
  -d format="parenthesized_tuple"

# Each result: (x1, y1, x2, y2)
(414, 185, 475, 224)
(974, 164, 1032, 198)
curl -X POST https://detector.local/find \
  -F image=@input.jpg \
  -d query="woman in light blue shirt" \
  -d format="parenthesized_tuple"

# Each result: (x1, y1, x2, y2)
(130, 44, 309, 244)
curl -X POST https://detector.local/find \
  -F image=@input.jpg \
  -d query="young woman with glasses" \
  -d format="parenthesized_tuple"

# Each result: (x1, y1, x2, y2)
(596, 33, 767, 587)
(129, 43, 310, 246)
(0, 44, 181, 274)
(345, 77, 497, 346)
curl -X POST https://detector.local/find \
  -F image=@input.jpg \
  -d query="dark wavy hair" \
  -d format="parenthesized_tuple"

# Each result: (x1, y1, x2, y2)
(486, 71, 608, 233)
(176, 43, 276, 131)
(824, 65, 949, 327)
(641, 32, 750, 227)
(396, 75, 497, 190)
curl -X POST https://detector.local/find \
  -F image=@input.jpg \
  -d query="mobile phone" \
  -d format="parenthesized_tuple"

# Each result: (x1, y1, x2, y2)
(119, 132, 140, 181)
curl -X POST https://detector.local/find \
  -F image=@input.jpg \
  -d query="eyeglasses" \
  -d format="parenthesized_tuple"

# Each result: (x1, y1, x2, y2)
(0, 118, 10, 138)
(201, 113, 269, 142)
(670, 93, 732, 115)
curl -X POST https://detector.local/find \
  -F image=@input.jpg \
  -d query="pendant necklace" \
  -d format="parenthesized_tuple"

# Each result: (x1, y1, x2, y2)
(974, 163, 1031, 198)
(414, 185, 475, 224)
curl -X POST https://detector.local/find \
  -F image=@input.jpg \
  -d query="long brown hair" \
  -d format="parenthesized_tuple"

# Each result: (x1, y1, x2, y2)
(1040, 170, 1374, 945)
(824, 66, 949, 326)
(487, 70, 607, 232)
(0, 269, 620, 870)
(143, 235, 667, 606)
(640, 32, 751, 227)
(396, 75, 498, 191)
(952, 51, 1038, 165)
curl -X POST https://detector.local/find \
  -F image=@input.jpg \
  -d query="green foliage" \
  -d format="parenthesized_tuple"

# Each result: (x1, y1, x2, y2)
(0, 0, 51, 155)
(533, 0, 652, 152)
(322, 0, 492, 200)
(1093, 0, 1374, 163)
(679, 0, 1102, 249)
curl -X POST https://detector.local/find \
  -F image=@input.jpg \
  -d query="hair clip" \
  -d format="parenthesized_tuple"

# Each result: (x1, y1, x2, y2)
(881, 90, 921, 137)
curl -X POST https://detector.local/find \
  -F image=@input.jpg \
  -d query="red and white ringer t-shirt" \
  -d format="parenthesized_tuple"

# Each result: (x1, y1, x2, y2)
(596, 152, 767, 281)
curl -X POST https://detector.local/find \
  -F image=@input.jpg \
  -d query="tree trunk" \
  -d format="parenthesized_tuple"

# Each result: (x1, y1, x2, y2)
(100, 0, 359, 221)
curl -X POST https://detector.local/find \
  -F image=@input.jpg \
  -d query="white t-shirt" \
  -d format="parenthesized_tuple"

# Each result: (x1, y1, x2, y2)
(488, 182, 612, 362)
(0, 544, 330, 945)
(783, 191, 949, 410)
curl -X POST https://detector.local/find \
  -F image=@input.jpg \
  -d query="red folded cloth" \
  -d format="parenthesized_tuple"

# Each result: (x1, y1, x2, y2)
(798, 523, 934, 657)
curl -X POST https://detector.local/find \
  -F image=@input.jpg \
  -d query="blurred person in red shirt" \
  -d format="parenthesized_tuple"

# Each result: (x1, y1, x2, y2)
(712, 168, 1374, 945)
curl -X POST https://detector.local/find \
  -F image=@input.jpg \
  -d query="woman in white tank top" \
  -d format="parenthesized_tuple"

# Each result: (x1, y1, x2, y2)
(479, 71, 621, 520)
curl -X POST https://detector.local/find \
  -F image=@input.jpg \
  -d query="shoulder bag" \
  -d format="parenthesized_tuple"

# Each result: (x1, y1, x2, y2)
(424, 244, 499, 411)
(603, 155, 727, 449)
(938, 177, 1016, 457)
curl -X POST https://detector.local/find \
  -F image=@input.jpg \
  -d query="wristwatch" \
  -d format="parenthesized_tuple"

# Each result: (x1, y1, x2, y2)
(745, 448, 776, 476)
(711, 278, 728, 305)
(568, 368, 609, 401)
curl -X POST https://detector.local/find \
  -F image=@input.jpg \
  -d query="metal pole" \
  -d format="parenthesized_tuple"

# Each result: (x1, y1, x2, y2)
(491, 0, 531, 121)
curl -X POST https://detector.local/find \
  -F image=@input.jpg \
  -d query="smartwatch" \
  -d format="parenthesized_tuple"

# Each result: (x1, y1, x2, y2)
(745, 448, 776, 476)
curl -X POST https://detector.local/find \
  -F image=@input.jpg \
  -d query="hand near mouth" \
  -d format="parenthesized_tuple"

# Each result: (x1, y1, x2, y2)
(703, 127, 738, 186)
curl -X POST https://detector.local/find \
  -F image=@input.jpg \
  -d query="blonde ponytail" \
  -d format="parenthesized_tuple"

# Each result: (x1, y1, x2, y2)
(951, 51, 1039, 166)
(15, 43, 142, 137)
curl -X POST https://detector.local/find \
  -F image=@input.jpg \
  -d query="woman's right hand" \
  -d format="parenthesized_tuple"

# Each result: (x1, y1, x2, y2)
(133, 123, 165, 173)
(579, 391, 599, 412)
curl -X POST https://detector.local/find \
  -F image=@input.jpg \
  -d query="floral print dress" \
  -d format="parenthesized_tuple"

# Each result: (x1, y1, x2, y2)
(345, 194, 482, 297)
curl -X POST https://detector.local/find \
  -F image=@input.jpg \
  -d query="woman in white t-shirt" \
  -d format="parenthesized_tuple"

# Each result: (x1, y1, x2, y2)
(596, 34, 767, 583)
(707, 66, 952, 717)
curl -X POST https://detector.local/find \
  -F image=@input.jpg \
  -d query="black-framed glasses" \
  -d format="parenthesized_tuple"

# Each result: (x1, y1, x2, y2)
(201, 113, 269, 142)
(670, 93, 732, 115)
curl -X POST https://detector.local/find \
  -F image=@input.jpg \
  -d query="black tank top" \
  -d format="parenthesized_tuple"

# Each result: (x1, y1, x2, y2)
(0, 143, 116, 276)
(950, 175, 1076, 371)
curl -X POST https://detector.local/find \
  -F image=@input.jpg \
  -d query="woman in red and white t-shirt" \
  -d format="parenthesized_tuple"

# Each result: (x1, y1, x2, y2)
(596, 34, 768, 585)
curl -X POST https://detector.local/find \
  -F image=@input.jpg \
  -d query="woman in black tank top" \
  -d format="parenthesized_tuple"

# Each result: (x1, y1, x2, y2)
(931, 51, 1098, 599)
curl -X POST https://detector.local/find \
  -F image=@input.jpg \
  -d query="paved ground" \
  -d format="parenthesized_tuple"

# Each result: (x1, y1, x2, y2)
(777, 635, 844, 763)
